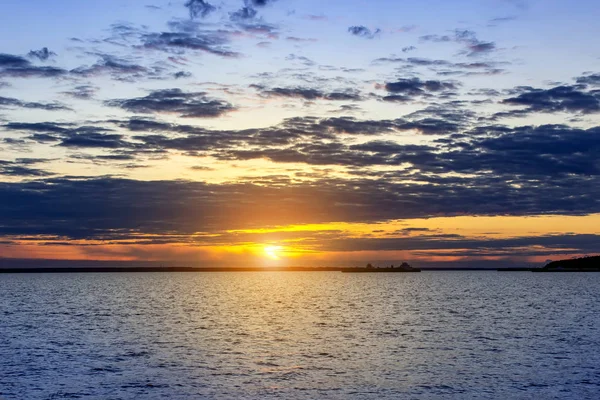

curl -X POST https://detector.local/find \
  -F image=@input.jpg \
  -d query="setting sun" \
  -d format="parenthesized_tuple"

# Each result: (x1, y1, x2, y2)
(264, 245, 283, 260)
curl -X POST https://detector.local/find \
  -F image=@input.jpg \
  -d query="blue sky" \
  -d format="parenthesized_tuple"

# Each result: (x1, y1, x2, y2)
(1, 0, 599, 266)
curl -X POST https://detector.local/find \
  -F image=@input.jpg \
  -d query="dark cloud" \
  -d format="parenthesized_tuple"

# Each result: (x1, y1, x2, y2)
(184, 0, 216, 19)
(247, 0, 277, 6)
(141, 31, 240, 58)
(501, 85, 600, 115)
(3, 122, 137, 150)
(0, 174, 599, 242)
(0, 54, 30, 68)
(0, 159, 53, 177)
(420, 29, 496, 57)
(105, 88, 235, 118)
(27, 47, 57, 61)
(58, 131, 132, 150)
(467, 41, 496, 55)
(255, 85, 362, 101)
(0, 65, 67, 79)
(61, 85, 98, 100)
(70, 54, 158, 81)
(381, 78, 458, 98)
(0, 52, 67, 78)
(173, 71, 192, 79)
(0, 96, 71, 111)
(402, 46, 416, 53)
(348, 26, 381, 39)
(318, 233, 600, 254)
(230, 6, 258, 21)
(4, 122, 74, 135)
(576, 74, 600, 86)
(5, 116, 600, 214)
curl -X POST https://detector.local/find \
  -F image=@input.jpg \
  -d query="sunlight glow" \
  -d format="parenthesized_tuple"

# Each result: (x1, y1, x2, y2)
(264, 245, 283, 260)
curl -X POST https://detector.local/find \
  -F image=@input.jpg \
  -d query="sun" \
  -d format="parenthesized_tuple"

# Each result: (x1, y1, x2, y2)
(264, 245, 283, 260)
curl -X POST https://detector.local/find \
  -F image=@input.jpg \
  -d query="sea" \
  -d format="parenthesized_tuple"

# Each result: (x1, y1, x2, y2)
(1, 271, 600, 399)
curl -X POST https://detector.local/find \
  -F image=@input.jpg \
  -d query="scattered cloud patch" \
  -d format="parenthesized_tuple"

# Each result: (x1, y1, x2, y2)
(379, 78, 458, 99)
(420, 29, 496, 56)
(501, 85, 600, 115)
(27, 47, 56, 61)
(348, 26, 381, 39)
(105, 88, 235, 118)
(0, 96, 71, 111)
(0, 159, 53, 177)
(61, 85, 98, 100)
(247, 0, 277, 7)
(141, 31, 240, 58)
(230, 6, 258, 21)
(257, 86, 363, 101)
(576, 73, 600, 86)
(0, 53, 67, 78)
(184, 0, 216, 19)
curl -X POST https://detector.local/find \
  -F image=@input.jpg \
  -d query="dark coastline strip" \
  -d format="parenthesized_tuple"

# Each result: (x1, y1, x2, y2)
(0, 266, 342, 273)
(531, 269, 600, 273)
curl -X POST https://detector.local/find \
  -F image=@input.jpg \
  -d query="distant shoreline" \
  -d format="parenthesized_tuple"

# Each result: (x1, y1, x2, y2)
(0, 266, 541, 273)
(0, 266, 342, 274)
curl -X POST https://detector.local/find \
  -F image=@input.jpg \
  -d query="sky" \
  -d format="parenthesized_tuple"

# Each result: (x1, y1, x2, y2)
(0, 0, 599, 267)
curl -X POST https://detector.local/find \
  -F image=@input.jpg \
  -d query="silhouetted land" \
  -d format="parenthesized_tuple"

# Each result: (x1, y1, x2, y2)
(532, 256, 600, 272)
(497, 256, 600, 272)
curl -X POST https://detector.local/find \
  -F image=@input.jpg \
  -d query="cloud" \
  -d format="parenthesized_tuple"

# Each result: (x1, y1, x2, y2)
(420, 29, 496, 57)
(184, 0, 216, 19)
(57, 131, 133, 150)
(0, 159, 53, 177)
(488, 16, 517, 25)
(236, 21, 280, 39)
(348, 26, 381, 39)
(0, 96, 71, 111)
(467, 41, 496, 55)
(230, 6, 258, 21)
(402, 46, 417, 53)
(501, 85, 600, 115)
(286, 37, 318, 43)
(61, 85, 99, 100)
(380, 78, 458, 98)
(3, 123, 135, 150)
(254, 85, 363, 101)
(0, 54, 30, 67)
(0, 54, 67, 79)
(71, 53, 153, 81)
(27, 47, 57, 61)
(247, 0, 277, 6)
(2, 109, 600, 247)
(0, 173, 599, 243)
(373, 56, 506, 76)
(141, 31, 240, 58)
(576, 73, 600, 86)
(105, 88, 236, 118)
(173, 71, 192, 79)
(316, 233, 600, 254)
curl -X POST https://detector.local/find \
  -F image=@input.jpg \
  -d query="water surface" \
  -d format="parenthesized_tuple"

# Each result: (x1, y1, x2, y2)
(1, 271, 599, 399)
